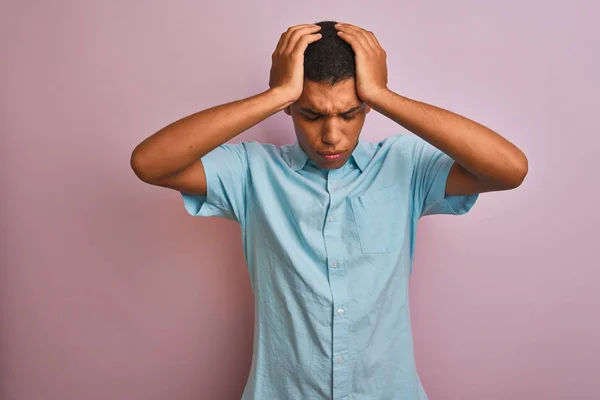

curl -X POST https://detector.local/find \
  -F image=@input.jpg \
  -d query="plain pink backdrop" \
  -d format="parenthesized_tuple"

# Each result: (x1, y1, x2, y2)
(2, 1, 598, 399)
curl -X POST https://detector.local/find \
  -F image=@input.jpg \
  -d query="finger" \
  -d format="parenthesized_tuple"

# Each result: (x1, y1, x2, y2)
(284, 25, 322, 55)
(336, 29, 367, 54)
(274, 32, 287, 54)
(368, 31, 382, 48)
(277, 25, 321, 54)
(339, 24, 376, 49)
(336, 23, 377, 50)
(292, 32, 323, 56)
(275, 24, 318, 54)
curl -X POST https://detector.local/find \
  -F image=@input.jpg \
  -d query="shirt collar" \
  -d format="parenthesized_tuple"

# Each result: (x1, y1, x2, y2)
(290, 139, 369, 172)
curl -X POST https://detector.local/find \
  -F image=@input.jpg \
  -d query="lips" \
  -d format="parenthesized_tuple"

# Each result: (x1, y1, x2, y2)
(319, 151, 345, 161)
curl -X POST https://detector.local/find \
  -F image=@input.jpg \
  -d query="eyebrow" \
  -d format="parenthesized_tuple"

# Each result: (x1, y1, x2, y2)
(300, 105, 363, 117)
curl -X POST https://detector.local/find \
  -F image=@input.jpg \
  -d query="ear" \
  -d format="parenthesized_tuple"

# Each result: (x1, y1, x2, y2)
(284, 106, 291, 116)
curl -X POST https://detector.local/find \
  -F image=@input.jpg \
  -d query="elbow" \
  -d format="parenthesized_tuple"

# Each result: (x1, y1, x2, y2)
(130, 146, 154, 183)
(515, 152, 529, 187)
(506, 152, 529, 189)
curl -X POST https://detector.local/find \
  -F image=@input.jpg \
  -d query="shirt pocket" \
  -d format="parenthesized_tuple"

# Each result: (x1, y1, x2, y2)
(349, 183, 406, 253)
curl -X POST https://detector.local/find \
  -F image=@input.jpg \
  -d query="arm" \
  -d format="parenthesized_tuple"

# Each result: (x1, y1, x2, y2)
(335, 23, 528, 196)
(130, 88, 292, 193)
(363, 90, 527, 195)
(130, 24, 324, 195)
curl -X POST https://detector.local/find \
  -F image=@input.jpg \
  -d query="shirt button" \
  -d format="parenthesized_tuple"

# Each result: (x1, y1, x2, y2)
(332, 262, 338, 269)
(337, 308, 344, 315)
(337, 357, 344, 364)
(328, 216, 335, 222)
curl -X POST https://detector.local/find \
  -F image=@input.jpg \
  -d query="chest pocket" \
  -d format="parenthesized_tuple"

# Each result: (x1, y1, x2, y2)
(349, 184, 406, 253)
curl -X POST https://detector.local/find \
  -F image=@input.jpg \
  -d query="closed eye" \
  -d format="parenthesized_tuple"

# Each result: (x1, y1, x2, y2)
(303, 114, 356, 122)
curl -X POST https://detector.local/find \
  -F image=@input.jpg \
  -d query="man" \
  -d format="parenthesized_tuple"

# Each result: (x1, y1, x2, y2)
(131, 20, 527, 400)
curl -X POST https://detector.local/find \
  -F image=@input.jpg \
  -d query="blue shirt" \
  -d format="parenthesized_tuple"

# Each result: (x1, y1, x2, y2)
(181, 133, 478, 399)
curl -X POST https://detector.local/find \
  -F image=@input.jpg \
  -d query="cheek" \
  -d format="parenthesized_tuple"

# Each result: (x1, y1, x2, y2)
(349, 117, 366, 134)
(296, 121, 320, 140)
(292, 115, 311, 131)
(293, 122, 317, 149)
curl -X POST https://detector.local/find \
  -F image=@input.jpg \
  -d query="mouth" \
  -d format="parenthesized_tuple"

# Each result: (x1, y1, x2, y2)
(318, 151, 346, 161)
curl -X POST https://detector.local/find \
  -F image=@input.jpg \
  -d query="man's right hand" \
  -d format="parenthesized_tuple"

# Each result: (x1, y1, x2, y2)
(269, 24, 322, 103)
(132, 26, 322, 195)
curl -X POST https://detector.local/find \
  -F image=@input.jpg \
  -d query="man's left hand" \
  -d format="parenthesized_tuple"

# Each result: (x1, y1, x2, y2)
(335, 23, 389, 104)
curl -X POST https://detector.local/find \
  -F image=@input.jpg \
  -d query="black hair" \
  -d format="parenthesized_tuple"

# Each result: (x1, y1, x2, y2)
(304, 20, 355, 85)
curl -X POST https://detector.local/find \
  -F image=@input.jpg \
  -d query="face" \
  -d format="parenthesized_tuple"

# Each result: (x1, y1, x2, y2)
(284, 78, 371, 170)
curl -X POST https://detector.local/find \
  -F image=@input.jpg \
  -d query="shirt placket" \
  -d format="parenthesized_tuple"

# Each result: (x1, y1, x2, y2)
(325, 167, 350, 400)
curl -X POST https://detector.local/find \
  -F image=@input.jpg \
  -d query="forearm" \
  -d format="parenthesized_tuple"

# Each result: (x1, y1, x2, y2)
(131, 87, 293, 182)
(367, 89, 528, 187)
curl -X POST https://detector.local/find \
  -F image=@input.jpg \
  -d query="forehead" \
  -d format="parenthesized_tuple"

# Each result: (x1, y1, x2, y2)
(297, 78, 361, 113)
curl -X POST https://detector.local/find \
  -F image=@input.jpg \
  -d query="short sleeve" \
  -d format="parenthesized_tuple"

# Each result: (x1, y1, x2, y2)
(409, 136, 478, 218)
(180, 142, 249, 224)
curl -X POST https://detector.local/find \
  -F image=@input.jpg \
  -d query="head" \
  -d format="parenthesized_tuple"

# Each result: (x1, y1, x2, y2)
(284, 20, 371, 170)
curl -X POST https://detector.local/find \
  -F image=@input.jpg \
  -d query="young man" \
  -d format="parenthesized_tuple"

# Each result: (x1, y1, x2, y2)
(131, 21, 527, 400)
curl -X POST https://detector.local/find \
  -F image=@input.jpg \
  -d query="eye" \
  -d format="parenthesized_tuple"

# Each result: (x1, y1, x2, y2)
(303, 114, 321, 121)
(302, 114, 356, 122)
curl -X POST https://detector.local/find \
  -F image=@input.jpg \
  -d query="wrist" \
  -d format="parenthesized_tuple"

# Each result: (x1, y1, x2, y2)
(362, 87, 391, 107)
(266, 86, 298, 110)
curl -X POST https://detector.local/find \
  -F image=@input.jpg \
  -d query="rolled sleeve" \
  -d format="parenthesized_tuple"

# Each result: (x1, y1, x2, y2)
(181, 142, 249, 224)
(409, 136, 478, 217)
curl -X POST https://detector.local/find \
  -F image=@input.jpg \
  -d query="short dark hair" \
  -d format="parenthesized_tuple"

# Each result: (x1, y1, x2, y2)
(304, 21, 355, 85)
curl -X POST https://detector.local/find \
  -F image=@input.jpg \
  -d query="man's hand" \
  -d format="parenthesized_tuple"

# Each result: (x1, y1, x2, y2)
(334, 23, 388, 104)
(269, 24, 322, 103)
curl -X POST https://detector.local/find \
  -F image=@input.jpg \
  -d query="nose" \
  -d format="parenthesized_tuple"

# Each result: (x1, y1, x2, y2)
(321, 118, 343, 146)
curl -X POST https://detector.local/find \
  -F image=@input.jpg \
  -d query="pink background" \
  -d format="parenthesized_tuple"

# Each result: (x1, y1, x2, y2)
(2, 1, 598, 399)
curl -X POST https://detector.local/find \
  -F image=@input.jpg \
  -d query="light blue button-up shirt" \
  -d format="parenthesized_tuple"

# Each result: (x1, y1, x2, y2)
(181, 133, 478, 399)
